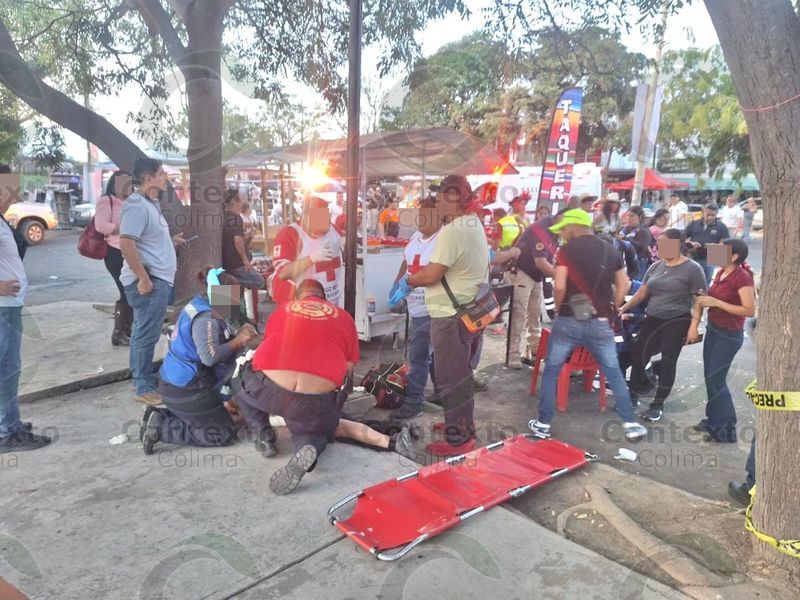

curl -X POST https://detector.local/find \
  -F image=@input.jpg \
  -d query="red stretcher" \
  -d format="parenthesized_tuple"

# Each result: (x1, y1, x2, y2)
(327, 435, 596, 561)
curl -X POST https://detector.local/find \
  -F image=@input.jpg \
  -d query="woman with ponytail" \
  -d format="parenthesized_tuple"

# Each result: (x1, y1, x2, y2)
(692, 238, 756, 442)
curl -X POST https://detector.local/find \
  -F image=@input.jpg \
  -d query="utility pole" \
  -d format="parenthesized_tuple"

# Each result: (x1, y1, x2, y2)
(631, 1, 669, 206)
(344, 0, 362, 318)
(83, 93, 94, 204)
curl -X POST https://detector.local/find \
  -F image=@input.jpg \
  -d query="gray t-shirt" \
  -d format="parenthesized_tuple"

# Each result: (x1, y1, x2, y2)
(642, 259, 707, 319)
(120, 192, 176, 286)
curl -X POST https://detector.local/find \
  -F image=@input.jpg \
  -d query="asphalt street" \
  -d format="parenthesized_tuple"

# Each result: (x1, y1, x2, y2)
(23, 229, 118, 306)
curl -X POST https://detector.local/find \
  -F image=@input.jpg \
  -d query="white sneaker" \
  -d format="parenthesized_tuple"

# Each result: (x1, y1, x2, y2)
(528, 419, 552, 439)
(623, 422, 647, 440)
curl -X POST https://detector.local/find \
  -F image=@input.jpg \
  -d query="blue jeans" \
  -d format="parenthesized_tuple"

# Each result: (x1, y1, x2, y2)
(695, 257, 715, 286)
(0, 306, 23, 437)
(538, 316, 636, 425)
(405, 316, 433, 409)
(702, 322, 743, 442)
(227, 265, 265, 289)
(125, 277, 172, 395)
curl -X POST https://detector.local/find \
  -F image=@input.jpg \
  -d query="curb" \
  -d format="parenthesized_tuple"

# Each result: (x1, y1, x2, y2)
(19, 360, 163, 404)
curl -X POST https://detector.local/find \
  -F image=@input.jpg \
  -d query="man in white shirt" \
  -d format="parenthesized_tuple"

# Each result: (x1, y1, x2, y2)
(389, 196, 441, 421)
(718, 195, 744, 237)
(0, 165, 52, 452)
(667, 195, 689, 230)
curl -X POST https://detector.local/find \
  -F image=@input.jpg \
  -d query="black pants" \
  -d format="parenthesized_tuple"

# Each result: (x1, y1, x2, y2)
(104, 246, 128, 306)
(158, 381, 238, 447)
(430, 316, 479, 446)
(235, 368, 341, 455)
(629, 315, 691, 409)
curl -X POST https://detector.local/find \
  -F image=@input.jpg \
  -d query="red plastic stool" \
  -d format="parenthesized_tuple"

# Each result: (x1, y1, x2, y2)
(556, 347, 606, 412)
(529, 327, 551, 394)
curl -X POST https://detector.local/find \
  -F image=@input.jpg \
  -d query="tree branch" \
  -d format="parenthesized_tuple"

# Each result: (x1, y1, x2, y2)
(0, 17, 145, 170)
(130, 0, 186, 62)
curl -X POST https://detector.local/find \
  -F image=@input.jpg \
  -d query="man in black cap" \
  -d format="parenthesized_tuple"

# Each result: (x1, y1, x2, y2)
(395, 175, 489, 456)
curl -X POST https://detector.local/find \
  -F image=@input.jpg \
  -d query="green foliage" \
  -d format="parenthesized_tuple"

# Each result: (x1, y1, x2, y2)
(1, 0, 470, 157)
(383, 27, 645, 159)
(659, 46, 751, 178)
(0, 91, 26, 163)
(167, 97, 324, 160)
(30, 122, 67, 170)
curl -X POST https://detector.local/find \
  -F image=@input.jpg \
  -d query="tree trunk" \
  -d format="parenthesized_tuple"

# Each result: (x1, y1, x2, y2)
(705, 0, 800, 578)
(0, 20, 146, 171)
(168, 3, 227, 299)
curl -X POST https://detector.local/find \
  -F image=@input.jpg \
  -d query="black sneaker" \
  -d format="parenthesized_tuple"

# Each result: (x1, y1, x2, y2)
(391, 404, 424, 421)
(269, 445, 318, 495)
(0, 429, 51, 453)
(642, 408, 663, 422)
(728, 481, 752, 507)
(255, 427, 278, 458)
(473, 378, 488, 392)
(139, 405, 156, 442)
(142, 409, 162, 455)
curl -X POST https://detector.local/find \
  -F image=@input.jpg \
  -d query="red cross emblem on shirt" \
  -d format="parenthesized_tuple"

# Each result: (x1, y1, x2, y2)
(314, 256, 342, 282)
(408, 254, 423, 274)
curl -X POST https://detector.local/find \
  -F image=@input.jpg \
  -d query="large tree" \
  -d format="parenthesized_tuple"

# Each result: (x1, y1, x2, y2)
(659, 46, 751, 178)
(0, 0, 468, 292)
(490, 0, 800, 582)
(384, 27, 645, 161)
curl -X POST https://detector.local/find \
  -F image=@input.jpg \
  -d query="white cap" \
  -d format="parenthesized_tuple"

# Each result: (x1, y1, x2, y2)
(606, 192, 621, 202)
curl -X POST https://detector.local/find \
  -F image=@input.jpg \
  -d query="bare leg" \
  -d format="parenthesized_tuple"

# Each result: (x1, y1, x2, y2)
(335, 419, 390, 449)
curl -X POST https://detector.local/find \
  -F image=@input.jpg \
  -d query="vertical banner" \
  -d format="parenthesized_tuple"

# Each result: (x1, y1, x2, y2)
(536, 87, 583, 214)
(630, 83, 664, 161)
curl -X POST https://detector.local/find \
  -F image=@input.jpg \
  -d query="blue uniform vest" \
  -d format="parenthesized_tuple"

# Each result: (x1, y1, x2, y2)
(160, 295, 217, 387)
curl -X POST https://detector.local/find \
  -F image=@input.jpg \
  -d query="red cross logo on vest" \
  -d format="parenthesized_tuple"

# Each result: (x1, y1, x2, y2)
(314, 256, 342, 282)
(408, 254, 423, 274)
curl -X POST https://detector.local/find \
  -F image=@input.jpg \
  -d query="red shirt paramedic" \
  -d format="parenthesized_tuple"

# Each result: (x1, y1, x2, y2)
(269, 195, 344, 306)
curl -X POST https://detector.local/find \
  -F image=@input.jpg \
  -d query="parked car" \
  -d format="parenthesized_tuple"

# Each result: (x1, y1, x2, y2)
(687, 203, 705, 222)
(739, 198, 763, 230)
(3, 201, 59, 244)
(69, 202, 95, 227)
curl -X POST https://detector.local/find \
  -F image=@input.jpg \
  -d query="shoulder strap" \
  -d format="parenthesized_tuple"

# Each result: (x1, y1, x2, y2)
(440, 276, 462, 310)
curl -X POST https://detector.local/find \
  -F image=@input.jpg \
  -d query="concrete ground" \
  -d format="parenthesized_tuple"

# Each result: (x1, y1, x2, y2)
(1, 382, 686, 600)
(8, 232, 764, 598)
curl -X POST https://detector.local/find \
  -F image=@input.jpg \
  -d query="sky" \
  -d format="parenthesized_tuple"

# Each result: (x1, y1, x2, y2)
(54, 0, 719, 162)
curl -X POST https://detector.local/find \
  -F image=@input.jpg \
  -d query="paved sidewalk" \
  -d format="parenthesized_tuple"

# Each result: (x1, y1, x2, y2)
(18, 301, 148, 401)
(1, 382, 686, 600)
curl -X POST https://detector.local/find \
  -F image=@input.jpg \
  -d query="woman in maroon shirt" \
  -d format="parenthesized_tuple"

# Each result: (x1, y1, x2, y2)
(691, 238, 756, 442)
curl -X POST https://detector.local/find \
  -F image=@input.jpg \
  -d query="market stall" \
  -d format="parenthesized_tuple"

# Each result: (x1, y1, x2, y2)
(226, 127, 517, 341)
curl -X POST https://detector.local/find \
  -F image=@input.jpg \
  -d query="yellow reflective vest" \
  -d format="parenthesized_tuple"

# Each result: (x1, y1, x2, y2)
(498, 214, 527, 249)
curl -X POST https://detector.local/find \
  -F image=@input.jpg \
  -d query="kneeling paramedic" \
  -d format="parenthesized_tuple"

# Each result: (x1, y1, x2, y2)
(140, 268, 257, 454)
(236, 280, 413, 495)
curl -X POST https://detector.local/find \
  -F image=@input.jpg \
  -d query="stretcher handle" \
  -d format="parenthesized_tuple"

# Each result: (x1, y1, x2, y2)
(522, 434, 599, 462)
(327, 491, 363, 524)
(376, 534, 430, 561)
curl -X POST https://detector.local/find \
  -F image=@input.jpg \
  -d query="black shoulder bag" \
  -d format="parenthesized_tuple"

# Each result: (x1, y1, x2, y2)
(441, 276, 500, 333)
(0, 213, 28, 260)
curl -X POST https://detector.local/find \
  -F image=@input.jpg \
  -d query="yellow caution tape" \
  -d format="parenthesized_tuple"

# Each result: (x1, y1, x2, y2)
(744, 380, 800, 411)
(745, 485, 800, 559)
